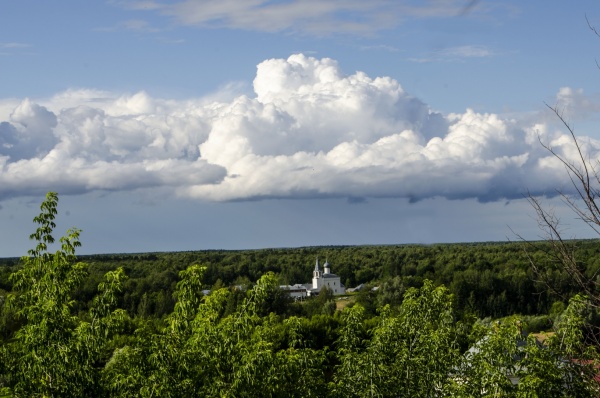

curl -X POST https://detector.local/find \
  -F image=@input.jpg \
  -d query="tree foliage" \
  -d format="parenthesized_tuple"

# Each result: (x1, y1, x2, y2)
(0, 192, 126, 397)
(335, 281, 459, 397)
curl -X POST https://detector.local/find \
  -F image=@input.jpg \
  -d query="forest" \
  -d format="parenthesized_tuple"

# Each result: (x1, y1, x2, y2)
(0, 192, 599, 397)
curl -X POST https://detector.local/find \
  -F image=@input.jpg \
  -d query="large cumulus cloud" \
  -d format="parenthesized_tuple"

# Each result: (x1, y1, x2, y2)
(0, 54, 596, 202)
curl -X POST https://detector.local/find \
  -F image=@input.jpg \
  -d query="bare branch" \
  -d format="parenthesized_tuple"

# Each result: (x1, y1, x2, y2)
(586, 14, 600, 38)
(525, 103, 600, 311)
(521, 14, 600, 347)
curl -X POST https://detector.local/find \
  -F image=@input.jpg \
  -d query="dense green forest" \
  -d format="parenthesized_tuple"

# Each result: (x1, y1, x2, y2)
(2, 237, 596, 322)
(1, 193, 599, 397)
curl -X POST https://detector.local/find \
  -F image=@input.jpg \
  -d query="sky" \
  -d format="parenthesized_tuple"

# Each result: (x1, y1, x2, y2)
(2, 0, 600, 256)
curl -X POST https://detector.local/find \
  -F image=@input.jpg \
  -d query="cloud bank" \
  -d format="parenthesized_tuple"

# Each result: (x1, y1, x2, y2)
(1, 54, 598, 203)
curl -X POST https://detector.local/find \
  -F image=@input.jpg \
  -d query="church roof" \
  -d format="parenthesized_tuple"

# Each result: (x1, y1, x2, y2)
(322, 273, 339, 278)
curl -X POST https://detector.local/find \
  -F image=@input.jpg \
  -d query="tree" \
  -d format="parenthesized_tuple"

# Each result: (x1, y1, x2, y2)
(0, 192, 126, 397)
(519, 17, 600, 347)
(376, 276, 406, 308)
(334, 281, 459, 397)
(523, 105, 600, 311)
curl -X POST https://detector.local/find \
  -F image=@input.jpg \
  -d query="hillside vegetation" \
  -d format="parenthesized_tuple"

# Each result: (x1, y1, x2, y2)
(2, 238, 597, 321)
(0, 193, 599, 397)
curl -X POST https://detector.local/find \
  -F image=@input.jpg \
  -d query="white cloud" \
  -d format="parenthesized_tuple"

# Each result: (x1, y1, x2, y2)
(0, 42, 31, 49)
(0, 99, 58, 161)
(409, 44, 494, 63)
(0, 42, 33, 57)
(550, 86, 600, 120)
(0, 53, 597, 203)
(95, 19, 162, 33)
(360, 44, 401, 53)
(441, 45, 493, 58)
(113, 0, 166, 11)
(135, 0, 489, 36)
(121, 19, 161, 32)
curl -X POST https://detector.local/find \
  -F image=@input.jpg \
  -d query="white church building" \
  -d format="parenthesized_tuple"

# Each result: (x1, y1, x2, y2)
(280, 258, 346, 298)
(306, 258, 345, 296)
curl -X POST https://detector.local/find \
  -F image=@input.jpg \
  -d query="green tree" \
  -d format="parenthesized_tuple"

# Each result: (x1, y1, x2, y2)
(376, 276, 405, 308)
(453, 297, 599, 398)
(0, 192, 126, 397)
(334, 280, 458, 397)
(104, 270, 328, 397)
(452, 317, 523, 397)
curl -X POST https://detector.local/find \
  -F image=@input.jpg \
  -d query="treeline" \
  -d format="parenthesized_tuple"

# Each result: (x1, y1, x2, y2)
(2, 239, 597, 321)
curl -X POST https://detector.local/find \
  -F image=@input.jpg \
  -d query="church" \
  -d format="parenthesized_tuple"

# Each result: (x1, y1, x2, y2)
(279, 258, 346, 298)
(307, 258, 345, 296)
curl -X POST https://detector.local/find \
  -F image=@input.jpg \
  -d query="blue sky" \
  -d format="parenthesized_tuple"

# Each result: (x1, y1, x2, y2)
(2, 0, 600, 256)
